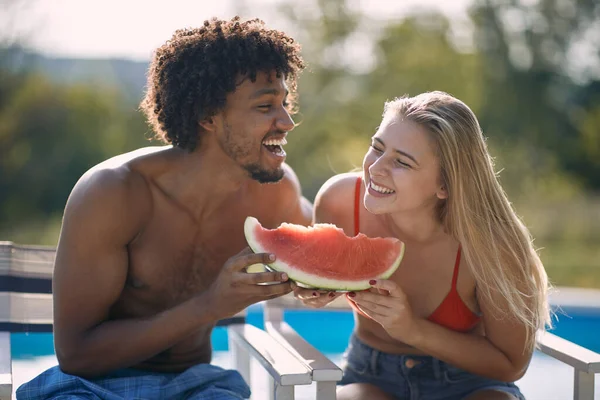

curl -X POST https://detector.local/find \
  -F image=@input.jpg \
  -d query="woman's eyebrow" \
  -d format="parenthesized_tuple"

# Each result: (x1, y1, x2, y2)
(373, 137, 419, 166)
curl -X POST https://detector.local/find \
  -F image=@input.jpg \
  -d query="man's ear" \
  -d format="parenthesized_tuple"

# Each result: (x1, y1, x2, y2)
(199, 115, 217, 133)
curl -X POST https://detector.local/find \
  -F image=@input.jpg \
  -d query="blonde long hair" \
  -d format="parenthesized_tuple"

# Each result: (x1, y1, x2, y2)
(384, 91, 551, 351)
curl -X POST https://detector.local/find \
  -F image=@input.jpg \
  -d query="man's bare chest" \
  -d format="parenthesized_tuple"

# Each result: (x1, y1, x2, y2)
(123, 196, 285, 307)
(125, 215, 244, 302)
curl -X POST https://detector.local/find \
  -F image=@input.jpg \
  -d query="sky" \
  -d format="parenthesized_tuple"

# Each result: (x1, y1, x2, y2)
(2, 0, 470, 60)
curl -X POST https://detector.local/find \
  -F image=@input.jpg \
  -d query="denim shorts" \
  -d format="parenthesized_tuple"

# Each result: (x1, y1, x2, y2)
(339, 334, 525, 400)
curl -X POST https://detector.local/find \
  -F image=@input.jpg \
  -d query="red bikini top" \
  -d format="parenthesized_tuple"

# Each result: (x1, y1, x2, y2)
(353, 176, 480, 332)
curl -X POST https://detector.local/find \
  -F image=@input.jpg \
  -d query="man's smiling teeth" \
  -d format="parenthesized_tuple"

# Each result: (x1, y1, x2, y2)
(262, 138, 287, 146)
(371, 181, 395, 194)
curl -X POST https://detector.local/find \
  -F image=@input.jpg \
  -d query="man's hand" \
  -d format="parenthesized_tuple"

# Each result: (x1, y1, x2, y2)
(203, 247, 293, 320)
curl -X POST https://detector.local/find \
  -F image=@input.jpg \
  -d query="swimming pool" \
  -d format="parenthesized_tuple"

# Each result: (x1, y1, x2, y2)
(10, 301, 600, 399)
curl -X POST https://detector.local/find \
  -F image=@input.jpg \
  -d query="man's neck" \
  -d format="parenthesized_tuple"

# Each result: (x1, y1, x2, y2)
(158, 145, 253, 222)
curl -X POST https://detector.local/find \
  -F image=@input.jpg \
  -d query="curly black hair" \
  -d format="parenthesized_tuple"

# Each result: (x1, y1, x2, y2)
(140, 17, 305, 151)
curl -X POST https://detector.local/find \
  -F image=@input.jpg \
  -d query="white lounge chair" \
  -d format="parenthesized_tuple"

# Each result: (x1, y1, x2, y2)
(0, 242, 316, 400)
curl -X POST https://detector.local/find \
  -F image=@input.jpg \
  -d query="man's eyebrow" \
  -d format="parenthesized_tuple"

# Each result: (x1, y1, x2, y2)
(249, 88, 289, 100)
(373, 137, 419, 166)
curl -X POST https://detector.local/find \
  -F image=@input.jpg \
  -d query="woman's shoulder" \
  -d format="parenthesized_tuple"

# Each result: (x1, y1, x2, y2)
(318, 171, 362, 196)
(314, 171, 362, 228)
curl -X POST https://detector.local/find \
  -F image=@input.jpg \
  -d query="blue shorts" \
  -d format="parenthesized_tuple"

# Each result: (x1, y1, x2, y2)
(16, 363, 251, 400)
(339, 334, 525, 400)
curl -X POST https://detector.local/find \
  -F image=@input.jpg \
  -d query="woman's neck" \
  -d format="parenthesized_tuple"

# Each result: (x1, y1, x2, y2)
(382, 209, 447, 245)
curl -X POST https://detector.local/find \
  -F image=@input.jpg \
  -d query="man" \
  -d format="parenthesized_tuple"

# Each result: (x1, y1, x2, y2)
(17, 17, 311, 400)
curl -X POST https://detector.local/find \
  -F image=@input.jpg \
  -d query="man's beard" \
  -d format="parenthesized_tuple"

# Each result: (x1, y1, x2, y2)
(220, 122, 285, 184)
(244, 163, 284, 184)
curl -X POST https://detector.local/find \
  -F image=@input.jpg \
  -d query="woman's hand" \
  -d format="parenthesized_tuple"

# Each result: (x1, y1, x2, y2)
(290, 282, 343, 308)
(347, 279, 422, 344)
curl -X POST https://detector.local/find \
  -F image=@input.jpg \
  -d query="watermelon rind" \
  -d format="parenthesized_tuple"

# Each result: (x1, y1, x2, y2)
(244, 216, 405, 291)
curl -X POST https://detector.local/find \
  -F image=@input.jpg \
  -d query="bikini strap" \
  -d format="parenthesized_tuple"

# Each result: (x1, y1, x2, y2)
(451, 245, 462, 288)
(354, 176, 362, 236)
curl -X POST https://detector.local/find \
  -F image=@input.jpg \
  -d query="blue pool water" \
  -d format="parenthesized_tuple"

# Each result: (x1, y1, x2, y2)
(11, 304, 600, 358)
(10, 303, 600, 400)
(548, 305, 600, 352)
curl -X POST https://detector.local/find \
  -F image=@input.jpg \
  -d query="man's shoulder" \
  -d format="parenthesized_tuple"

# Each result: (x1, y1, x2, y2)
(91, 146, 172, 172)
(60, 162, 153, 245)
(278, 163, 302, 193)
(250, 163, 311, 225)
(67, 148, 161, 218)
(76, 165, 144, 198)
(79, 145, 172, 193)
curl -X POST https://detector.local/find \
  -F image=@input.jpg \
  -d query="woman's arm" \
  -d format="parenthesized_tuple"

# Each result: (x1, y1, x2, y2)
(351, 279, 533, 382)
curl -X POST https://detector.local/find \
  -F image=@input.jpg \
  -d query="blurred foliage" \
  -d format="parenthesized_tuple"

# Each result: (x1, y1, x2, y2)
(470, 0, 600, 188)
(0, 0, 599, 287)
(0, 69, 153, 239)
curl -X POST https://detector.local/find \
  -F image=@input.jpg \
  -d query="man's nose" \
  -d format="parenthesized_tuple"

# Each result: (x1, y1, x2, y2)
(276, 108, 295, 132)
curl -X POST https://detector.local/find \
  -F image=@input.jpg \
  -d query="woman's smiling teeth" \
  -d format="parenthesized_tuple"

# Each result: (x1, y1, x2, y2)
(370, 181, 395, 194)
(262, 137, 287, 156)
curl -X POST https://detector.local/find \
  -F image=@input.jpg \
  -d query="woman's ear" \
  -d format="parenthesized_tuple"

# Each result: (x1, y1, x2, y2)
(436, 185, 448, 200)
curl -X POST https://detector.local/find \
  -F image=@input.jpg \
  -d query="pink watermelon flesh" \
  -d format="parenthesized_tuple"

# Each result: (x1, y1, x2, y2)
(244, 216, 405, 291)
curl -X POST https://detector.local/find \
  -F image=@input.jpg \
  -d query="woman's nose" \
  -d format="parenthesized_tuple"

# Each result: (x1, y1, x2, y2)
(369, 157, 388, 177)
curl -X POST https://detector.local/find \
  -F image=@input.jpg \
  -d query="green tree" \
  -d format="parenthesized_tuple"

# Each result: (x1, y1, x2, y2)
(470, 0, 600, 188)
(277, 3, 486, 199)
(0, 69, 150, 243)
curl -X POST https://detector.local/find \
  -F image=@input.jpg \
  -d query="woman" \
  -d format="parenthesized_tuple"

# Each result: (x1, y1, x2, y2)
(292, 91, 551, 400)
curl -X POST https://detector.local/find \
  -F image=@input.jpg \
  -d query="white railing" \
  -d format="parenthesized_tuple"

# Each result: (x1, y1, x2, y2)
(263, 295, 600, 400)
(229, 324, 312, 400)
(537, 330, 600, 400)
(0, 334, 10, 400)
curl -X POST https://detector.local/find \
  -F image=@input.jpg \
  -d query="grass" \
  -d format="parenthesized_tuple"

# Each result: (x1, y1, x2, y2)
(515, 195, 600, 288)
(538, 240, 600, 288)
(0, 215, 62, 247)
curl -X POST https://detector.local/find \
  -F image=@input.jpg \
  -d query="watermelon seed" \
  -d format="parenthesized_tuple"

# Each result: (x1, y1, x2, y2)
(369, 280, 377, 285)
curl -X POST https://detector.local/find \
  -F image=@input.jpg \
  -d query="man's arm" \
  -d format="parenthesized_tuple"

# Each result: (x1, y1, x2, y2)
(53, 167, 218, 377)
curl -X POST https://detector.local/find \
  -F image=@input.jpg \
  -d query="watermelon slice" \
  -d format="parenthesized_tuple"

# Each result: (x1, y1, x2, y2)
(243, 216, 405, 291)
